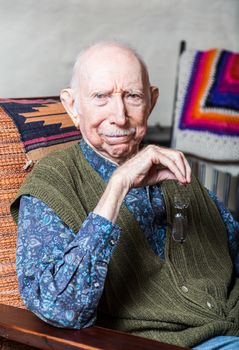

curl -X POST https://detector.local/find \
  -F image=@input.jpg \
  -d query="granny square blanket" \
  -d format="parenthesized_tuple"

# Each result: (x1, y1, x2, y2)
(173, 48, 239, 163)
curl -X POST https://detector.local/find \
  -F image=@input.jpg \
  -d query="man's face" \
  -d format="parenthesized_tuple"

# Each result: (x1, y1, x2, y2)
(75, 47, 157, 164)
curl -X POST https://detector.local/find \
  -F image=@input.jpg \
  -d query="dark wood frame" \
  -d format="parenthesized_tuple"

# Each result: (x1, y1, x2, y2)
(0, 304, 188, 350)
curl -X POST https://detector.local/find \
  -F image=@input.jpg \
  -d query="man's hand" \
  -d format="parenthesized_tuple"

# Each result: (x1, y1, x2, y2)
(93, 145, 191, 223)
(112, 145, 191, 191)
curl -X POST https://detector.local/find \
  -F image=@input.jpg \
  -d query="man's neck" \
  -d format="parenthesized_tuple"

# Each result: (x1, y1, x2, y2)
(82, 137, 120, 166)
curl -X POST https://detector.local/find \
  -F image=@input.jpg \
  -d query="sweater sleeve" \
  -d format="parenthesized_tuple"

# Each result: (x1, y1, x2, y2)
(207, 189, 239, 276)
(16, 195, 121, 329)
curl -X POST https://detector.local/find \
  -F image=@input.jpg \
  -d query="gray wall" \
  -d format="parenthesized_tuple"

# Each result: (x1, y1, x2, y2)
(0, 0, 238, 126)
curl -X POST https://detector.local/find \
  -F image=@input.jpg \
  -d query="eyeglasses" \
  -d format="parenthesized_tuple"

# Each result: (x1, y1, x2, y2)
(172, 191, 190, 244)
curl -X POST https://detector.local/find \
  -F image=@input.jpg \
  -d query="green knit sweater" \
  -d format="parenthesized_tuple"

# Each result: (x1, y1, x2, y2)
(11, 143, 239, 348)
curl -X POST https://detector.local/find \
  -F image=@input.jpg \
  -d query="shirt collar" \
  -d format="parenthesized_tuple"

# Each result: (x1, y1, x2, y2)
(79, 138, 117, 182)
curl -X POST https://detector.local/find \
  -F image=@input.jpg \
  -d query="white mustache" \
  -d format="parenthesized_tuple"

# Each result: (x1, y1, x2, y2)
(99, 128, 136, 137)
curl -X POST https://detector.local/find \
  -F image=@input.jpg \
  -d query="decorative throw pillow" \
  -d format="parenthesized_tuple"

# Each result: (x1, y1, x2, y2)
(172, 48, 239, 168)
(0, 97, 81, 308)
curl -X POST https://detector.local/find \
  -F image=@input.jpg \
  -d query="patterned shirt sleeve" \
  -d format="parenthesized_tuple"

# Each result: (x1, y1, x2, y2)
(207, 189, 239, 276)
(16, 195, 121, 329)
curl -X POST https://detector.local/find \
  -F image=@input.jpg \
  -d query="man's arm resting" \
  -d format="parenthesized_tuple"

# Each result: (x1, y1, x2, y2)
(17, 195, 121, 329)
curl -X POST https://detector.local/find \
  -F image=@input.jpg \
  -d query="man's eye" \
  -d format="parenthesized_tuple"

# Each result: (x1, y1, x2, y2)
(95, 93, 107, 99)
(127, 93, 142, 100)
(125, 93, 143, 105)
(93, 93, 109, 106)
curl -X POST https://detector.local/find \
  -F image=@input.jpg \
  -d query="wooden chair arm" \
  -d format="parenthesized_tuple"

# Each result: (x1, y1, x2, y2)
(0, 304, 188, 350)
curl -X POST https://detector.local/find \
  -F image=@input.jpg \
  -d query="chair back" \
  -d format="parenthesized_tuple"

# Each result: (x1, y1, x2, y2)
(0, 97, 80, 307)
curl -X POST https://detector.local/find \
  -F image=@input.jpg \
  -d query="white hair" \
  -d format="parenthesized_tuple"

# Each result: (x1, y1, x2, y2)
(70, 40, 150, 99)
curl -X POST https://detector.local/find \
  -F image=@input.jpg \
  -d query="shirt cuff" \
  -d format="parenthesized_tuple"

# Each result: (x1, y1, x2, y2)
(73, 212, 121, 263)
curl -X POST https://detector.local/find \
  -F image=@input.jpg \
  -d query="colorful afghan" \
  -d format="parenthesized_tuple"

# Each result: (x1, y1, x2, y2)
(173, 49, 239, 164)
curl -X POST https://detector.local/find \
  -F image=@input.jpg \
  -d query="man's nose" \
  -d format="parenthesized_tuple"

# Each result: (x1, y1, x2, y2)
(110, 93, 127, 125)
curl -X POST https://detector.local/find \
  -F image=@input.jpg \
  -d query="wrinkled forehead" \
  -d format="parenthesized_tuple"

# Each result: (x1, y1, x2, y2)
(78, 47, 147, 91)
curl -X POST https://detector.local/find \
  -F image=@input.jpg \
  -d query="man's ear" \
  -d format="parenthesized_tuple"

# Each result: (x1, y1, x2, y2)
(60, 88, 80, 129)
(149, 86, 159, 114)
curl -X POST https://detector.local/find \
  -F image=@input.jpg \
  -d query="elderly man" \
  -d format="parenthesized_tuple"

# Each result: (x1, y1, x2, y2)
(11, 42, 239, 349)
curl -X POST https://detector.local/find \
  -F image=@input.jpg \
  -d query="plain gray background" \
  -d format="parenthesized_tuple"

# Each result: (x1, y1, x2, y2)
(0, 0, 238, 126)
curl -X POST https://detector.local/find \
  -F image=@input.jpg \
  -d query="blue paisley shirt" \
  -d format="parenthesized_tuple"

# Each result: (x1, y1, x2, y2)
(17, 139, 239, 329)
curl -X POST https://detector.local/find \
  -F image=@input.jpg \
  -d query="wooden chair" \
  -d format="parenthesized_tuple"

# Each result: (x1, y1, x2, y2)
(0, 97, 188, 350)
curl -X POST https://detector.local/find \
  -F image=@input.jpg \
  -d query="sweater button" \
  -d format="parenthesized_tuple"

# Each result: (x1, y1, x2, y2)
(94, 282, 100, 288)
(110, 239, 115, 246)
(206, 301, 213, 309)
(181, 286, 188, 293)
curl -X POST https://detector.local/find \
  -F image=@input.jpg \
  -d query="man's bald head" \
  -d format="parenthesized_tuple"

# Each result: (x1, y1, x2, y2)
(60, 40, 159, 163)
(70, 41, 150, 99)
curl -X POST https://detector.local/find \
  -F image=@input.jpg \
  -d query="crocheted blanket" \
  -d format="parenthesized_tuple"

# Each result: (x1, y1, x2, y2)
(173, 49, 239, 164)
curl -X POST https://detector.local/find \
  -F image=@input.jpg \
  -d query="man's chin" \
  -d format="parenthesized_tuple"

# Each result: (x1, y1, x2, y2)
(103, 143, 135, 163)
(95, 144, 131, 164)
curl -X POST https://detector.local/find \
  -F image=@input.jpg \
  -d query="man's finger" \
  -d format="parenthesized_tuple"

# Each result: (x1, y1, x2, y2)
(157, 148, 191, 183)
(182, 156, 192, 183)
(154, 152, 187, 184)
